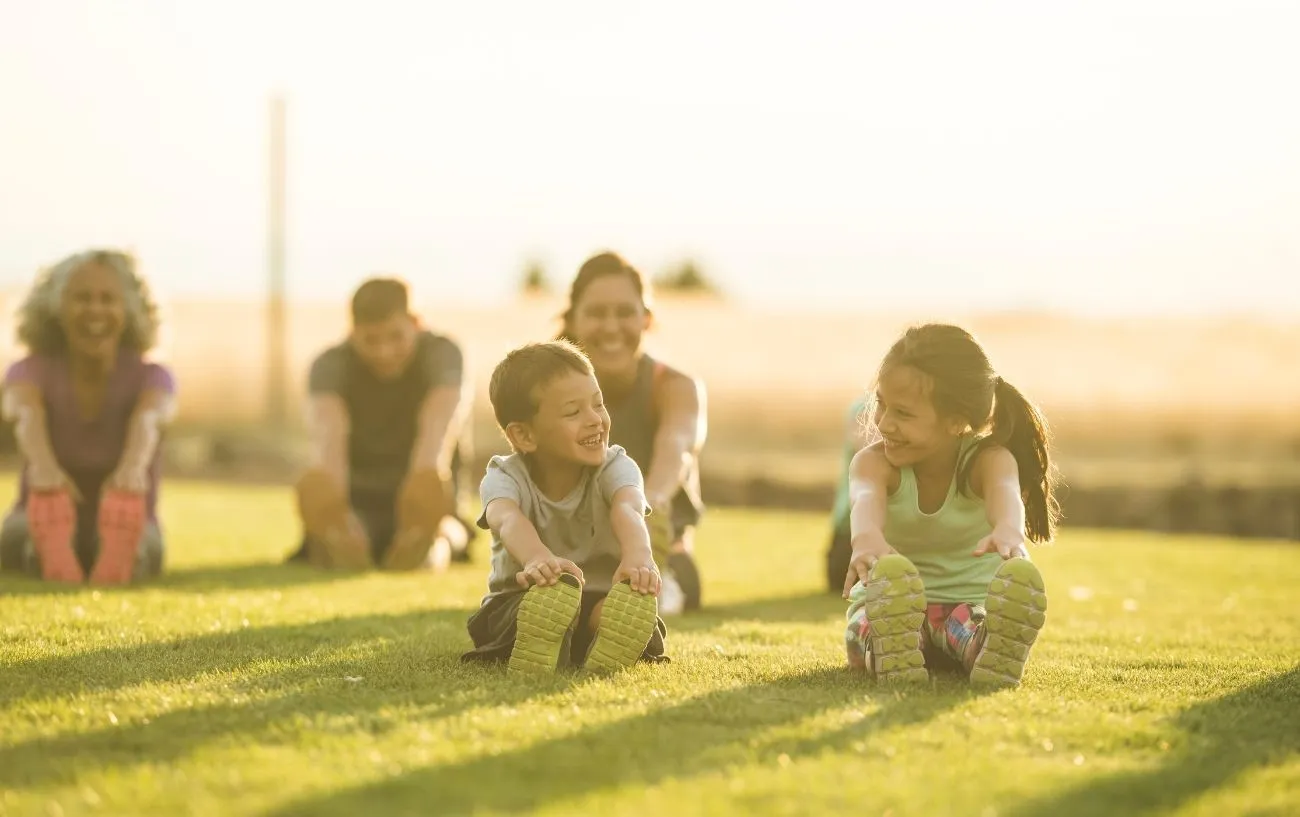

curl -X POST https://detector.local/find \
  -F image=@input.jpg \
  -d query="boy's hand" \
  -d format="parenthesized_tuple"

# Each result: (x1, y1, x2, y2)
(843, 532, 898, 598)
(973, 526, 1028, 560)
(516, 554, 584, 588)
(613, 552, 661, 596)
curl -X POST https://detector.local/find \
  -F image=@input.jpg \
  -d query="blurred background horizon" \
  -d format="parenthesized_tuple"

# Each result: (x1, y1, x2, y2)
(1, 0, 1296, 538)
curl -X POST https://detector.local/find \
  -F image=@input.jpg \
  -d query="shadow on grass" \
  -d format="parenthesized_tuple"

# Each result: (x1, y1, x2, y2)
(0, 608, 471, 707)
(1003, 665, 1300, 817)
(674, 591, 844, 632)
(0, 610, 566, 790)
(264, 667, 969, 817)
(0, 560, 356, 597)
(152, 561, 361, 592)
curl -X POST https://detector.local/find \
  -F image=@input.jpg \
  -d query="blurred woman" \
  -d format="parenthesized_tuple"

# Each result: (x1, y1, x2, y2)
(0, 250, 177, 584)
(559, 252, 707, 615)
(826, 395, 871, 593)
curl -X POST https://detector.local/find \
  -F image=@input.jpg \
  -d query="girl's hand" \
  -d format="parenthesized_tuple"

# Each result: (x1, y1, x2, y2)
(843, 532, 898, 598)
(973, 526, 1028, 560)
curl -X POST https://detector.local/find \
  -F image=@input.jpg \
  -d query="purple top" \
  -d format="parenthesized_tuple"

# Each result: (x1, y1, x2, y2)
(5, 351, 176, 519)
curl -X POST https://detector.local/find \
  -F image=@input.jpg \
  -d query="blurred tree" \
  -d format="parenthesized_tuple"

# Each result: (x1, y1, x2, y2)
(654, 259, 720, 295)
(520, 259, 551, 295)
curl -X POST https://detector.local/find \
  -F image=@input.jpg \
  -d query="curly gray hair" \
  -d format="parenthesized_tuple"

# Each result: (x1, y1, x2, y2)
(15, 249, 160, 355)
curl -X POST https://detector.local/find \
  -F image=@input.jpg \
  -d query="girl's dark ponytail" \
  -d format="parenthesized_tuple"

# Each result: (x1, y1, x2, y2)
(989, 376, 1060, 542)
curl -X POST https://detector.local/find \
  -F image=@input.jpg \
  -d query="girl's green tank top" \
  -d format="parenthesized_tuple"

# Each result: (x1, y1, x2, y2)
(883, 434, 1003, 604)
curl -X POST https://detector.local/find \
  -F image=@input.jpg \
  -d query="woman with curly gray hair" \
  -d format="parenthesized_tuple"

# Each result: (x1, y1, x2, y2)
(0, 249, 177, 584)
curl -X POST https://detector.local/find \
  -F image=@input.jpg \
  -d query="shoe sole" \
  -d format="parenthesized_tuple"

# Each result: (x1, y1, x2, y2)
(507, 575, 582, 676)
(90, 491, 146, 585)
(28, 491, 83, 584)
(864, 554, 929, 684)
(970, 557, 1048, 688)
(584, 581, 659, 673)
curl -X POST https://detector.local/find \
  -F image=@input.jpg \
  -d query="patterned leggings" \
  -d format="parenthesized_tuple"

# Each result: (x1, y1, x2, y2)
(846, 597, 986, 672)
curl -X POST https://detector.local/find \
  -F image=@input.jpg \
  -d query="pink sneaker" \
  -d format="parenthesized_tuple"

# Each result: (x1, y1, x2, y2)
(90, 490, 146, 585)
(27, 490, 83, 584)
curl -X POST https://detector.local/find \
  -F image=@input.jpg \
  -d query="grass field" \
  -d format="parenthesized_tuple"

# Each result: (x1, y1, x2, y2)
(2, 480, 1298, 817)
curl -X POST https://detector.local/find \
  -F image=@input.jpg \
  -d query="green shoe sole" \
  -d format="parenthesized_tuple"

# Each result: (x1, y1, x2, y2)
(507, 575, 582, 676)
(864, 554, 929, 684)
(970, 557, 1048, 688)
(585, 581, 659, 673)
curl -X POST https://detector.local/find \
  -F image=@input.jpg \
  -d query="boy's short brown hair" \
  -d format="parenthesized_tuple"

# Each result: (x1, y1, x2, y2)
(488, 341, 595, 431)
(351, 277, 409, 325)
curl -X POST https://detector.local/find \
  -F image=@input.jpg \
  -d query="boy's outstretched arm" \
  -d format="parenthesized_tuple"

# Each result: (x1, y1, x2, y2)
(844, 444, 897, 597)
(971, 446, 1028, 559)
(609, 485, 661, 595)
(484, 498, 584, 588)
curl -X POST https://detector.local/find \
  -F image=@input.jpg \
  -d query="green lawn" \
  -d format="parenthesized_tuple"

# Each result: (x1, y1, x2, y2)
(1, 480, 1298, 817)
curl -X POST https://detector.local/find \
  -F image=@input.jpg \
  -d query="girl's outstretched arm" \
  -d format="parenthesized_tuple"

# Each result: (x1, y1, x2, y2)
(971, 446, 1029, 559)
(844, 444, 897, 597)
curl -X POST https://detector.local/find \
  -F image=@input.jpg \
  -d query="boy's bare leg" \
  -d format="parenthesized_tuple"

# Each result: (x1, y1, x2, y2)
(295, 469, 372, 570)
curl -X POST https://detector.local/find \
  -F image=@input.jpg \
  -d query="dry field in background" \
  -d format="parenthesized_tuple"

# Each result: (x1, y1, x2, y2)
(1, 294, 1296, 487)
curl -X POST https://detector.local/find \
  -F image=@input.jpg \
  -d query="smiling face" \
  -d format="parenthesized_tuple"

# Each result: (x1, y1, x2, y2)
(58, 260, 126, 361)
(871, 364, 967, 469)
(567, 273, 651, 379)
(508, 369, 610, 468)
(350, 310, 419, 380)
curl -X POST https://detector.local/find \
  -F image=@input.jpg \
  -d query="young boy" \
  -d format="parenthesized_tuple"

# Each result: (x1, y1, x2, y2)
(462, 341, 666, 674)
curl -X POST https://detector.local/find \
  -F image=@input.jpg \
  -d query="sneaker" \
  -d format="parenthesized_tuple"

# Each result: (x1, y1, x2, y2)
(508, 573, 583, 676)
(861, 554, 929, 684)
(969, 557, 1048, 688)
(667, 550, 702, 611)
(443, 516, 475, 563)
(658, 572, 686, 617)
(584, 581, 659, 673)
(90, 489, 146, 585)
(27, 490, 83, 584)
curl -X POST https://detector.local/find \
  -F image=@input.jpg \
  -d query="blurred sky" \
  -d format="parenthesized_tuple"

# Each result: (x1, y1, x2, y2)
(1, 0, 1297, 315)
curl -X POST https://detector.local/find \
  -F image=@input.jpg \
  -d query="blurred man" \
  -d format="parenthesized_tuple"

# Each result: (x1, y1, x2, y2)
(289, 277, 474, 571)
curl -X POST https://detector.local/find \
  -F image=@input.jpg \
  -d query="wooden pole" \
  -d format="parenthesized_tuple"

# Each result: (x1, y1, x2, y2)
(266, 94, 289, 428)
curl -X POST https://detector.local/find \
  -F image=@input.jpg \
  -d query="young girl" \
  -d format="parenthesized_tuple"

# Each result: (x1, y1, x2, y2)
(842, 324, 1056, 687)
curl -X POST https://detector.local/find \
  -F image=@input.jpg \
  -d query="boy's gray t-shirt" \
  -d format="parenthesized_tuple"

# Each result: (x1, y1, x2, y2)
(477, 445, 647, 597)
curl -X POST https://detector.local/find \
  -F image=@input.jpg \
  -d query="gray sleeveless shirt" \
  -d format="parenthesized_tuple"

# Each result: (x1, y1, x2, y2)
(605, 355, 704, 537)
